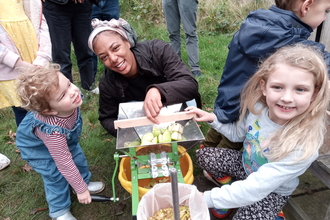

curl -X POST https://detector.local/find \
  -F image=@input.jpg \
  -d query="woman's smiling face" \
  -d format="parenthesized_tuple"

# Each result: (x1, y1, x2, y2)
(93, 31, 138, 78)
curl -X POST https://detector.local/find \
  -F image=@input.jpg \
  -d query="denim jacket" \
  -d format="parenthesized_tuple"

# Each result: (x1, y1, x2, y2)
(16, 109, 82, 162)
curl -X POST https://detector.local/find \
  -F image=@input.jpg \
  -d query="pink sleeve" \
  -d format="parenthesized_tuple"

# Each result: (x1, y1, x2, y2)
(33, 15, 52, 66)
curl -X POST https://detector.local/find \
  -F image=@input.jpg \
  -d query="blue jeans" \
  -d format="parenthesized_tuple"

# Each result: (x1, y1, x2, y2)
(30, 144, 91, 218)
(91, 0, 120, 78)
(162, 0, 200, 72)
(42, 0, 94, 90)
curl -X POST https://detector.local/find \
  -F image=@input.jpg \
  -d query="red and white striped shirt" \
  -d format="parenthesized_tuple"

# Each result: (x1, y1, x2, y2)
(35, 108, 87, 194)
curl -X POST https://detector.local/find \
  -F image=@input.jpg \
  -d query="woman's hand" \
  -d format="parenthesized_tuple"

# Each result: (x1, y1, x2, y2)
(77, 189, 92, 204)
(185, 106, 216, 123)
(144, 87, 163, 124)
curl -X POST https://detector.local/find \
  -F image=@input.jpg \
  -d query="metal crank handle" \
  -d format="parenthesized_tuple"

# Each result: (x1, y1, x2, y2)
(91, 195, 119, 202)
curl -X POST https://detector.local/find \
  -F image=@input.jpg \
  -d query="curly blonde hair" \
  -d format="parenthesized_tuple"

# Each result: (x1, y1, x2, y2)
(239, 44, 330, 162)
(16, 64, 61, 115)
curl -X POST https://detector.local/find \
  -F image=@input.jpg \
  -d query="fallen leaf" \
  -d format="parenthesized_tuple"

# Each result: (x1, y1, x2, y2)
(6, 141, 16, 145)
(15, 149, 20, 153)
(115, 202, 126, 216)
(88, 122, 97, 130)
(30, 207, 48, 215)
(306, 189, 314, 195)
(7, 130, 16, 141)
(102, 139, 112, 142)
(21, 163, 33, 172)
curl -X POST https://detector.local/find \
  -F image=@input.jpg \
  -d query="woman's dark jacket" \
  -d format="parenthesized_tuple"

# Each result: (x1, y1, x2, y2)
(98, 39, 201, 137)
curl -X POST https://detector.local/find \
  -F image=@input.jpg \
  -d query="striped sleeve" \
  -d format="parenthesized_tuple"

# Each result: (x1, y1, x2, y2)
(35, 111, 87, 193)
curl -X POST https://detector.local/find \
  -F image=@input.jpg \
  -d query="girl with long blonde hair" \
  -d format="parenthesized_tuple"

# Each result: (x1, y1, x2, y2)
(186, 44, 330, 219)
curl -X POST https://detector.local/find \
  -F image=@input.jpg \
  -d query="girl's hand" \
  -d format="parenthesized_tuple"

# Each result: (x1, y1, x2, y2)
(77, 189, 92, 204)
(144, 87, 163, 124)
(14, 59, 33, 69)
(185, 106, 215, 123)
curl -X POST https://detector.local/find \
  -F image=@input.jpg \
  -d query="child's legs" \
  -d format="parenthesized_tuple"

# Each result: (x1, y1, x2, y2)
(30, 160, 71, 218)
(203, 127, 243, 150)
(233, 193, 290, 220)
(71, 143, 92, 183)
(196, 147, 247, 180)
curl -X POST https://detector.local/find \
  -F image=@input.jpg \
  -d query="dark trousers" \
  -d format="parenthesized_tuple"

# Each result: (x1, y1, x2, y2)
(42, 0, 94, 90)
(91, 0, 120, 78)
(12, 106, 27, 127)
(203, 127, 243, 150)
(197, 147, 290, 220)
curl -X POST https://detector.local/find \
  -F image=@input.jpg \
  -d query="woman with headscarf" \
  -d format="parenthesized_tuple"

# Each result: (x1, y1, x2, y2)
(88, 18, 201, 138)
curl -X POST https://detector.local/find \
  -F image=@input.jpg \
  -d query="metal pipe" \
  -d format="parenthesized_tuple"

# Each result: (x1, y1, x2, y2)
(170, 168, 180, 220)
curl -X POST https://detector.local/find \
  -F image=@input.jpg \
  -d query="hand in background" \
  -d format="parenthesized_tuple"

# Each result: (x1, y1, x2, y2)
(14, 59, 33, 69)
(144, 87, 163, 124)
(185, 106, 215, 123)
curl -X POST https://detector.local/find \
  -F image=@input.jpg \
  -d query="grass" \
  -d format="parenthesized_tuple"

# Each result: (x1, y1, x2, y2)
(0, 0, 273, 219)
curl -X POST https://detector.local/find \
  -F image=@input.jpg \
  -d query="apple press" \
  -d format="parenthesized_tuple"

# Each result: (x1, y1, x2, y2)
(107, 101, 204, 219)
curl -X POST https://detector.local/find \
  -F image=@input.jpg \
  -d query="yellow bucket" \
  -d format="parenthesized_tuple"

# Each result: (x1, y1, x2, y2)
(118, 145, 194, 198)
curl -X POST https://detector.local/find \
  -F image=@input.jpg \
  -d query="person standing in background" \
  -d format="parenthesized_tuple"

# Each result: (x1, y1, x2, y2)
(42, 0, 95, 91)
(0, 0, 52, 176)
(0, 0, 52, 126)
(162, 0, 201, 77)
(91, 0, 120, 94)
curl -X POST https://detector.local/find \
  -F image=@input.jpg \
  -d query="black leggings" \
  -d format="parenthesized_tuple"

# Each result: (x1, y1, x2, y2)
(197, 147, 290, 220)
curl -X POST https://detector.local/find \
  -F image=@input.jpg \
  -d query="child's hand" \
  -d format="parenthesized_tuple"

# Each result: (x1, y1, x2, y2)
(185, 106, 215, 123)
(14, 59, 33, 69)
(77, 189, 92, 204)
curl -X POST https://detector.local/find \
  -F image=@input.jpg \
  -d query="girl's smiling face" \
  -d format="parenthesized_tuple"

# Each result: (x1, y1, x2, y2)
(93, 31, 138, 78)
(46, 72, 82, 117)
(260, 63, 316, 125)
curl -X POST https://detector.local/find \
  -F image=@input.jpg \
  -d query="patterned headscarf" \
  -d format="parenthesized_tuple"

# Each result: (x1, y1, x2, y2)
(88, 18, 138, 52)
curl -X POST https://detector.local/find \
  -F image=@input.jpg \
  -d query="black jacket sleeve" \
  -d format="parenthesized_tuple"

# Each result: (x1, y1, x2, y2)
(98, 73, 120, 137)
(143, 40, 201, 106)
